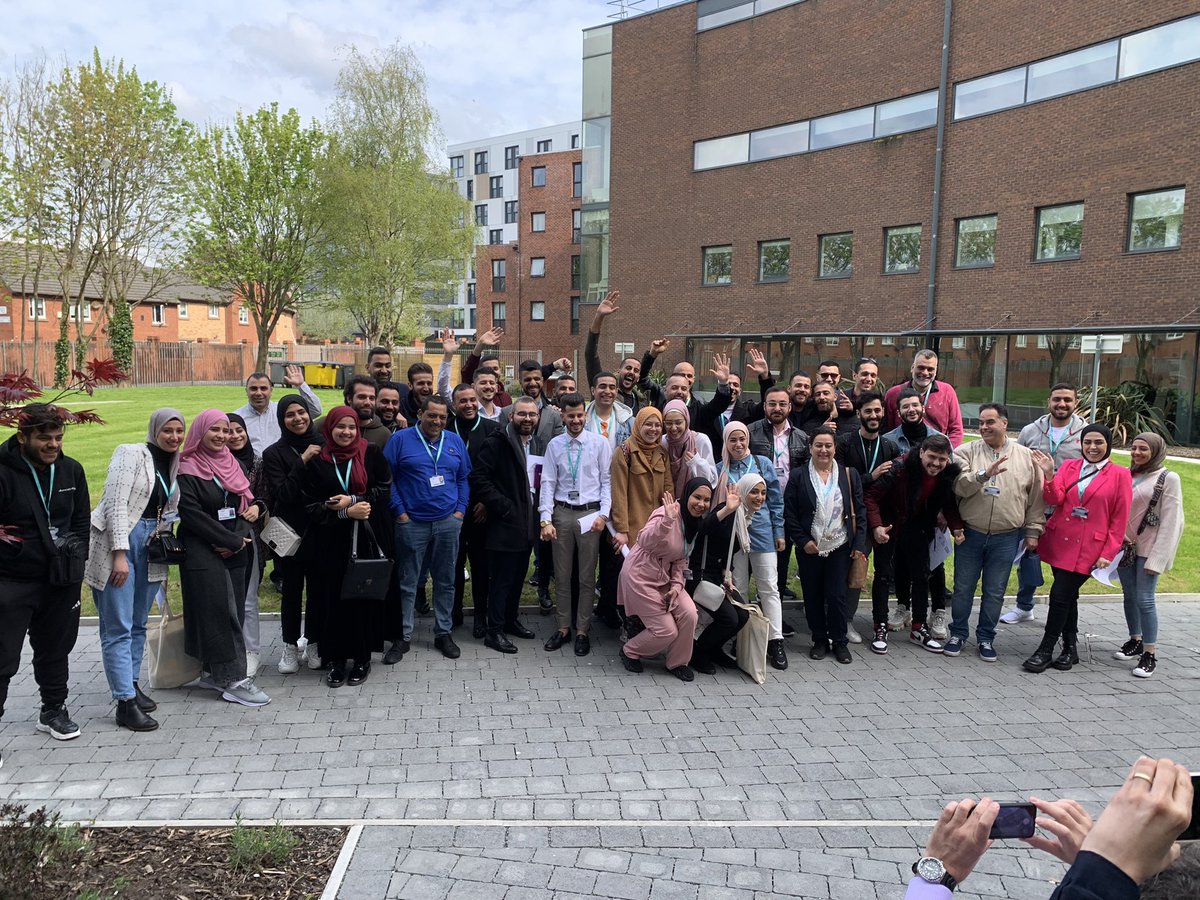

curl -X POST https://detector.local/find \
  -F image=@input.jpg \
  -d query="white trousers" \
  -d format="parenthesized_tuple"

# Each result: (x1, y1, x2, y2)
(732, 550, 783, 640)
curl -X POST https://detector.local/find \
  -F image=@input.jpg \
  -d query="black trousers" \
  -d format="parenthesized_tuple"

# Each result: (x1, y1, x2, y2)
(454, 521, 490, 625)
(487, 547, 532, 635)
(797, 545, 852, 647)
(892, 530, 934, 625)
(869, 539, 897, 626)
(1040, 566, 1091, 650)
(0, 579, 81, 719)
(597, 538, 623, 619)
(692, 591, 749, 662)
(278, 552, 318, 645)
(896, 563, 947, 611)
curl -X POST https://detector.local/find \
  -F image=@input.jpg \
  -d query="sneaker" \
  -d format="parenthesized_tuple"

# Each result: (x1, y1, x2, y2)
(942, 637, 964, 657)
(870, 625, 888, 655)
(194, 672, 222, 691)
(277, 643, 300, 674)
(304, 640, 323, 670)
(909, 625, 944, 654)
(1114, 638, 1144, 661)
(221, 678, 271, 707)
(929, 609, 949, 640)
(246, 651, 260, 678)
(978, 641, 997, 662)
(1000, 608, 1034, 624)
(887, 605, 911, 632)
(845, 628, 863, 644)
(1132, 652, 1157, 678)
(36, 706, 81, 741)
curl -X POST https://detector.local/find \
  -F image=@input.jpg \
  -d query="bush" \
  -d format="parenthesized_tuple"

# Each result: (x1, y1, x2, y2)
(0, 803, 90, 898)
(1077, 381, 1174, 446)
(228, 817, 298, 873)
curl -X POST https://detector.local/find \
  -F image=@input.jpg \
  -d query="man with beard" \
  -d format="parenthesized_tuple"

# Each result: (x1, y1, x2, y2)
(399, 363, 437, 425)
(551, 373, 578, 407)
(584, 291, 645, 412)
(847, 357, 880, 405)
(585, 371, 632, 629)
(375, 384, 403, 433)
(883, 388, 944, 452)
(817, 360, 855, 414)
(472, 369, 504, 422)
(470, 396, 544, 652)
(318, 376, 391, 449)
(884, 349, 964, 447)
(367, 347, 394, 388)
(803, 382, 858, 438)
(835, 392, 903, 643)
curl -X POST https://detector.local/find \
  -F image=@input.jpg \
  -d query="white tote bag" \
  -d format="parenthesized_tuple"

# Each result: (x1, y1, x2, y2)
(145, 594, 201, 689)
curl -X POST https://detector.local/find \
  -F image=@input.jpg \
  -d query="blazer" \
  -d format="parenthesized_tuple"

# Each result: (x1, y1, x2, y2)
(499, 397, 563, 446)
(470, 425, 545, 552)
(1039, 458, 1132, 575)
(783, 462, 867, 556)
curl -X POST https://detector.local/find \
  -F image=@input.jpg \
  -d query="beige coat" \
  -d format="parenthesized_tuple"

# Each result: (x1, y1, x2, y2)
(953, 439, 1046, 537)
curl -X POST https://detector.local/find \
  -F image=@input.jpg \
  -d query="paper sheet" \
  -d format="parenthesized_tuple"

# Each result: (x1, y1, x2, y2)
(1013, 544, 1027, 565)
(526, 454, 545, 493)
(1091, 550, 1124, 587)
(578, 511, 601, 533)
(606, 519, 631, 557)
(928, 527, 953, 569)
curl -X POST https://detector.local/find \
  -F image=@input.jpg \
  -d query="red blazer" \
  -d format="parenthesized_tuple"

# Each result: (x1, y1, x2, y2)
(1039, 459, 1132, 575)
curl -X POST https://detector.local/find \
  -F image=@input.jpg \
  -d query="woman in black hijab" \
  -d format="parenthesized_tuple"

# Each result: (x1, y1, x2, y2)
(224, 411, 268, 675)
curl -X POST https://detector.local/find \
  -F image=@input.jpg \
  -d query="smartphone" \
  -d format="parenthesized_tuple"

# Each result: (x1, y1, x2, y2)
(324, 498, 339, 506)
(989, 803, 1037, 839)
(1179, 773, 1200, 842)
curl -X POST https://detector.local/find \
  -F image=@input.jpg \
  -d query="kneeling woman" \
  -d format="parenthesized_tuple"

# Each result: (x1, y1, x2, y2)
(617, 490, 699, 681)
(297, 406, 392, 688)
(682, 477, 749, 673)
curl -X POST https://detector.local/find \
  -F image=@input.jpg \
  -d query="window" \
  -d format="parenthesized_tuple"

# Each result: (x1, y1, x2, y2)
(492, 301, 506, 323)
(489, 229, 503, 245)
(531, 212, 546, 232)
(67, 302, 92, 322)
(954, 67, 1026, 119)
(1016, 335, 1028, 348)
(178, 302, 188, 319)
(467, 283, 476, 305)
(504, 200, 518, 224)
(572, 209, 581, 243)
(697, 0, 755, 31)
(474, 204, 488, 226)
(571, 296, 580, 335)
(465, 179, 473, 200)
(694, 133, 750, 170)
(1027, 42, 1118, 102)
(208, 303, 220, 319)
(492, 259, 506, 292)
(874, 90, 938, 138)
(1128, 187, 1185, 252)
(951, 336, 966, 349)
(614, 341, 634, 356)
(884, 225, 922, 274)
(810, 107, 874, 151)
(450, 155, 464, 178)
(758, 239, 790, 282)
(151, 304, 165, 326)
(1119, 14, 1200, 80)
(530, 301, 546, 321)
(819, 232, 853, 278)
(531, 166, 546, 187)
(27, 298, 46, 320)
(955, 215, 998, 267)
(702, 245, 733, 285)
(825, 337, 840, 346)
(1036, 203, 1084, 260)
(1037, 335, 1049, 349)
(504, 145, 519, 169)
(474, 151, 488, 174)
(749, 121, 808, 162)
(537, 139, 552, 153)
(571, 255, 581, 291)
(530, 257, 545, 277)
(573, 163, 582, 198)
(865, 336, 875, 346)
(489, 175, 503, 199)
(238, 306, 249, 325)
(571, 133, 580, 149)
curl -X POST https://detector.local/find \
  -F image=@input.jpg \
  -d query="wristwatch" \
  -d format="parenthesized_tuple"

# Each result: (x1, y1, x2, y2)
(912, 856, 958, 892)
(540, 520, 553, 528)
(975, 468, 989, 484)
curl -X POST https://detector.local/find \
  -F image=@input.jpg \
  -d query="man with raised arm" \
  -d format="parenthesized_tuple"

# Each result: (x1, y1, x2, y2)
(235, 365, 322, 455)
(584, 290, 644, 413)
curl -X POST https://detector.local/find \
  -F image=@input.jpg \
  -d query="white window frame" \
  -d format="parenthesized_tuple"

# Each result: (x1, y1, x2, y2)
(178, 302, 188, 319)
(28, 298, 47, 320)
(151, 304, 165, 326)
(530, 301, 546, 321)
(238, 307, 249, 325)
(208, 303, 220, 319)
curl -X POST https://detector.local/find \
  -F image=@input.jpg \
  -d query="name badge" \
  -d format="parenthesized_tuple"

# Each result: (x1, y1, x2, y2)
(775, 466, 786, 476)
(48, 525, 60, 541)
(983, 486, 1001, 497)
(1071, 506, 1089, 519)
(161, 511, 180, 525)
(568, 490, 580, 502)
(217, 507, 237, 521)
(429, 475, 445, 488)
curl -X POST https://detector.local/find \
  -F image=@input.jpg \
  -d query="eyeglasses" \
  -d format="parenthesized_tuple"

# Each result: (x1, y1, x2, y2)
(818, 372, 840, 381)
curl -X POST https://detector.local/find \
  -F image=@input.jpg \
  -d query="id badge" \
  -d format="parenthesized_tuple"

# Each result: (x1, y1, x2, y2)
(161, 511, 180, 525)
(429, 475, 445, 488)
(568, 490, 580, 502)
(48, 525, 60, 541)
(775, 466, 786, 477)
(983, 485, 1001, 497)
(217, 507, 237, 521)
(1071, 506, 1089, 519)
(683, 568, 693, 581)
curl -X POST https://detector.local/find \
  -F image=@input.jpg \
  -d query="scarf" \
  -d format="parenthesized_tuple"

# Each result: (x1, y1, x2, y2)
(663, 399, 698, 497)
(274, 394, 322, 454)
(808, 459, 846, 553)
(733, 471, 765, 557)
(319, 405, 369, 494)
(1130, 431, 1167, 474)
(900, 417, 928, 446)
(225, 412, 257, 475)
(626, 406, 665, 470)
(679, 476, 712, 543)
(178, 409, 254, 513)
(145, 407, 184, 484)
(715, 420, 752, 503)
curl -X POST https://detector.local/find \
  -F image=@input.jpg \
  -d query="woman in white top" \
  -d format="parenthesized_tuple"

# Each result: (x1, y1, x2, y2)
(1114, 433, 1184, 678)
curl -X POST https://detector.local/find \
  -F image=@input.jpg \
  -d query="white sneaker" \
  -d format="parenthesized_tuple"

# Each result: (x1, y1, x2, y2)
(930, 609, 949, 640)
(277, 643, 300, 674)
(245, 651, 260, 678)
(887, 605, 911, 632)
(222, 678, 271, 707)
(302, 639, 323, 669)
(845, 629, 862, 644)
(999, 608, 1034, 624)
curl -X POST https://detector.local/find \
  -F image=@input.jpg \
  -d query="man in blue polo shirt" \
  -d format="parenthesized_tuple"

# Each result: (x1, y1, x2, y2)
(384, 394, 470, 659)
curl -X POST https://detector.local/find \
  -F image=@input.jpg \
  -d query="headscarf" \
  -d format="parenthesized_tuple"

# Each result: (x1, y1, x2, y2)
(1079, 423, 1114, 461)
(319, 405, 368, 494)
(1129, 432, 1166, 474)
(679, 476, 712, 543)
(733, 472, 765, 557)
(715, 420, 752, 502)
(225, 412, 257, 473)
(145, 408, 184, 482)
(663, 399, 697, 497)
(178, 409, 254, 513)
(626, 406, 665, 468)
(274, 394, 322, 453)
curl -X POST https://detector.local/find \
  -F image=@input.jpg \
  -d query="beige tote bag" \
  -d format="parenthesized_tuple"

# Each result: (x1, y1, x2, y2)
(145, 593, 201, 689)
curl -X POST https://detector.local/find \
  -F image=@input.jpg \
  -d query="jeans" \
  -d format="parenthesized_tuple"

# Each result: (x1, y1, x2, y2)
(93, 517, 161, 701)
(949, 527, 1022, 645)
(869, 538, 897, 626)
(1118, 556, 1160, 645)
(1014, 550, 1044, 612)
(395, 515, 461, 639)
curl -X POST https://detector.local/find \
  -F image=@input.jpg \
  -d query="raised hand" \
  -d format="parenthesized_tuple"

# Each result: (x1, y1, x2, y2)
(985, 454, 1009, 478)
(710, 352, 731, 384)
(551, 357, 573, 373)
(746, 348, 769, 378)
(284, 364, 304, 387)
(1029, 449, 1054, 478)
(596, 291, 619, 317)
(476, 327, 504, 350)
(725, 482, 741, 512)
(441, 326, 461, 356)
(661, 491, 679, 519)
(650, 338, 670, 357)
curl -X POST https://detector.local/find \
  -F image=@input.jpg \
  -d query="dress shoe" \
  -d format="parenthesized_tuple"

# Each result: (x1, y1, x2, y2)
(435, 634, 461, 659)
(691, 655, 716, 675)
(809, 643, 828, 661)
(505, 620, 536, 639)
(472, 619, 487, 639)
(326, 665, 347, 688)
(396, 639, 411, 654)
(1022, 648, 1055, 673)
(115, 698, 158, 732)
(780, 586, 798, 602)
(833, 643, 852, 665)
(347, 662, 371, 686)
(767, 639, 788, 670)
(382, 642, 405, 665)
(669, 665, 695, 682)
(544, 630, 571, 651)
(1051, 641, 1079, 671)
(619, 647, 643, 673)
(133, 682, 157, 713)
(538, 589, 554, 614)
(574, 633, 591, 657)
(485, 633, 518, 654)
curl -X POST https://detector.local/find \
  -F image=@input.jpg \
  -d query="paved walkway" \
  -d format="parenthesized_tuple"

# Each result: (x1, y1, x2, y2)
(2, 598, 1198, 899)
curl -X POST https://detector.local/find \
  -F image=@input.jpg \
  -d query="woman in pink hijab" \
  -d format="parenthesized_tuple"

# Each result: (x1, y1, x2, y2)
(661, 399, 716, 496)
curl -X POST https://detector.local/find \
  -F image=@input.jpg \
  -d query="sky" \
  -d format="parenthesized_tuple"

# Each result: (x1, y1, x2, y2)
(5, 0, 620, 149)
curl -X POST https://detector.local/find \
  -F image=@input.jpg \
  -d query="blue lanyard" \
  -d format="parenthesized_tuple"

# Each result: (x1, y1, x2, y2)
(1078, 464, 1100, 500)
(156, 472, 176, 500)
(212, 476, 230, 506)
(334, 459, 353, 494)
(22, 458, 54, 519)
(1048, 426, 1068, 460)
(858, 435, 880, 473)
(420, 431, 444, 475)
(565, 438, 583, 487)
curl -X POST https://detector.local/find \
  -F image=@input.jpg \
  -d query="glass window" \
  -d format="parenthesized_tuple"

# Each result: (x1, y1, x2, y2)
(488, 229, 502, 245)
(571, 297, 580, 335)
(749, 121, 808, 161)
(1119, 14, 1200, 80)
(531, 257, 545, 277)
(583, 25, 612, 58)
(238, 306, 248, 325)
(756, 0, 802, 11)
(582, 117, 611, 204)
(571, 255, 581, 291)
(694, 133, 750, 170)
(1036, 203, 1084, 260)
(697, 0, 754, 31)
(536, 139, 552, 153)
(465, 179, 473, 200)
(178, 302, 188, 319)
(489, 175, 503, 198)
(531, 212, 546, 232)
(531, 166, 546, 187)
(467, 283, 476, 305)
(152, 304, 165, 325)
(530, 301, 546, 321)
(955, 215, 998, 267)
(571, 133, 580, 149)
(810, 107, 874, 150)
(491, 259, 506, 292)
(27, 298, 46, 319)
(1026, 41, 1118, 102)
(703, 245, 733, 285)
(474, 204, 488, 226)
(573, 163, 582, 198)
(582, 53, 612, 119)
(884, 225, 922, 273)
(504, 145, 519, 169)
(492, 301, 506, 322)
(1016, 334, 1028, 348)
(758, 239, 790, 282)
(504, 200, 518, 224)
(208, 303, 220, 319)
(572, 209, 581, 244)
(1128, 187, 1185, 252)
(954, 67, 1026, 119)
(874, 90, 939, 138)
(951, 336, 966, 349)
(818, 232, 853, 277)
(450, 156, 464, 178)
(474, 151, 488, 174)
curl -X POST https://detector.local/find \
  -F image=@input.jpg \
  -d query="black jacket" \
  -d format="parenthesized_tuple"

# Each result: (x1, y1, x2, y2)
(802, 409, 859, 439)
(470, 425, 545, 552)
(865, 449, 964, 541)
(450, 413, 500, 460)
(0, 435, 90, 582)
(783, 462, 867, 555)
(835, 431, 903, 489)
(748, 419, 809, 475)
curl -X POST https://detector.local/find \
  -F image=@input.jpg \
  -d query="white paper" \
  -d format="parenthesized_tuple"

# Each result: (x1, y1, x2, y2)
(928, 528, 953, 569)
(1013, 544, 1027, 565)
(578, 511, 601, 533)
(606, 519, 631, 557)
(1091, 551, 1124, 587)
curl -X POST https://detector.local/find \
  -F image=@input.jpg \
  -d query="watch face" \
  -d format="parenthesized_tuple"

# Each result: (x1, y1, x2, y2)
(916, 857, 946, 882)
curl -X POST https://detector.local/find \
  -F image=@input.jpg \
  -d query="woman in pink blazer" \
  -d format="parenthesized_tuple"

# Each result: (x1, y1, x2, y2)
(1023, 424, 1131, 673)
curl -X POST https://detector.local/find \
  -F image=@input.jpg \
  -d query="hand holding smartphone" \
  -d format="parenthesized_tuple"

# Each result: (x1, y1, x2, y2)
(1179, 772, 1200, 841)
(989, 802, 1037, 839)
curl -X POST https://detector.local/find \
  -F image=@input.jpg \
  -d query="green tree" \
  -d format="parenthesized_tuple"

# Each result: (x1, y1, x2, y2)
(185, 104, 326, 373)
(316, 44, 474, 347)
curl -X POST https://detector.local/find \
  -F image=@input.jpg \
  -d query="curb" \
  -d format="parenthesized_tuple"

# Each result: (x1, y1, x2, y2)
(320, 823, 362, 900)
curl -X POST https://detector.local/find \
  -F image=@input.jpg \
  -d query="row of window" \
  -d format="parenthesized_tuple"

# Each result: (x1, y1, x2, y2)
(467, 162, 583, 206)
(696, 0, 804, 32)
(490, 296, 580, 330)
(489, 254, 584, 292)
(25, 299, 240, 323)
(450, 134, 582, 178)
(698, 185, 1186, 284)
(480, 209, 584, 243)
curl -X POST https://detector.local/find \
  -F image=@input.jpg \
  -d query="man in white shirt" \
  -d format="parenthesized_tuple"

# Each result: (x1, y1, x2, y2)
(234, 365, 322, 455)
(584, 371, 633, 448)
(473, 369, 503, 422)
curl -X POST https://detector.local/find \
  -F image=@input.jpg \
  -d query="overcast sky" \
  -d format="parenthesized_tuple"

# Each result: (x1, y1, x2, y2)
(5, 0, 618, 149)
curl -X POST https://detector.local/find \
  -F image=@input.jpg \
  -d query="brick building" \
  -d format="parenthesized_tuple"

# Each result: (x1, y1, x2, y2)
(580, 2, 1200, 440)
(476, 148, 584, 363)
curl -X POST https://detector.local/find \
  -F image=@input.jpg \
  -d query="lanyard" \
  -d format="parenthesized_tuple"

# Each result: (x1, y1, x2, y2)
(334, 459, 353, 494)
(1048, 425, 1068, 460)
(212, 476, 230, 506)
(458, 417, 480, 437)
(22, 458, 54, 519)
(920, 381, 933, 407)
(858, 435, 880, 473)
(156, 472, 177, 499)
(565, 438, 583, 486)
(1078, 463, 1101, 499)
(421, 431, 444, 475)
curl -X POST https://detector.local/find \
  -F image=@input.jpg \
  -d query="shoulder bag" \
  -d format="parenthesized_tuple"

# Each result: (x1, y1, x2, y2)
(719, 524, 770, 685)
(146, 593, 202, 689)
(147, 506, 186, 565)
(847, 470, 868, 590)
(260, 513, 302, 558)
(1120, 470, 1167, 568)
(340, 520, 393, 602)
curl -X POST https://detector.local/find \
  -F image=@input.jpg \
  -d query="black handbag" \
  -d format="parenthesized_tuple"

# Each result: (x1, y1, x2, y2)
(147, 506, 186, 565)
(48, 531, 87, 586)
(340, 520, 393, 602)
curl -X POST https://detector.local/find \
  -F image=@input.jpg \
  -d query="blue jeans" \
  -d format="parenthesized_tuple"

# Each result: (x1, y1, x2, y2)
(1014, 550, 1044, 612)
(395, 515, 461, 639)
(1118, 556, 1159, 645)
(93, 517, 161, 701)
(950, 527, 1021, 645)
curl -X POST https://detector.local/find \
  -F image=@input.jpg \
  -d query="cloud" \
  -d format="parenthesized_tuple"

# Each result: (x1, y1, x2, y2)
(227, 13, 380, 96)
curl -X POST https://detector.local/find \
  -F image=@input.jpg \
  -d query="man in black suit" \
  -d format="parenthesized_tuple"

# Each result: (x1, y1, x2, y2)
(449, 383, 500, 639)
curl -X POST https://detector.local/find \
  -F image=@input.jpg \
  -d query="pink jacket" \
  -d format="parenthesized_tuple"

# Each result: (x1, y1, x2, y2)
(1039, 459, 1132, 575)
(883, 380, 964, 448)
(617, 507, 691, 620)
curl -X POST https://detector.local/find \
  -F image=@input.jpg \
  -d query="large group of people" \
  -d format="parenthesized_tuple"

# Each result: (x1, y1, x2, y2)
(0, 293, 1187, 763)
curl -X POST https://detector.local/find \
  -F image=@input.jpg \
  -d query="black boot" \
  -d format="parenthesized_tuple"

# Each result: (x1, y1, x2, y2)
(1051, 636, 1080, 671)
(1022, 644, 1056, 673)
(133, 682, 157, 712)
(116, 698, 159, 732)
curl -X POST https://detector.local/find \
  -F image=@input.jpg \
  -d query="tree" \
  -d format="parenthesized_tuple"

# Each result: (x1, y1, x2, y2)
(185, 104, 326, 373)
(316, 44, 474, 347)
(968, 335, 996, 387)
(1045, 335, 1073, 387)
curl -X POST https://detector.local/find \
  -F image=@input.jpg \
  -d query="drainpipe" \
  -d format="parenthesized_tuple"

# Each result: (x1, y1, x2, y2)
(925, 0, 953, 352)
